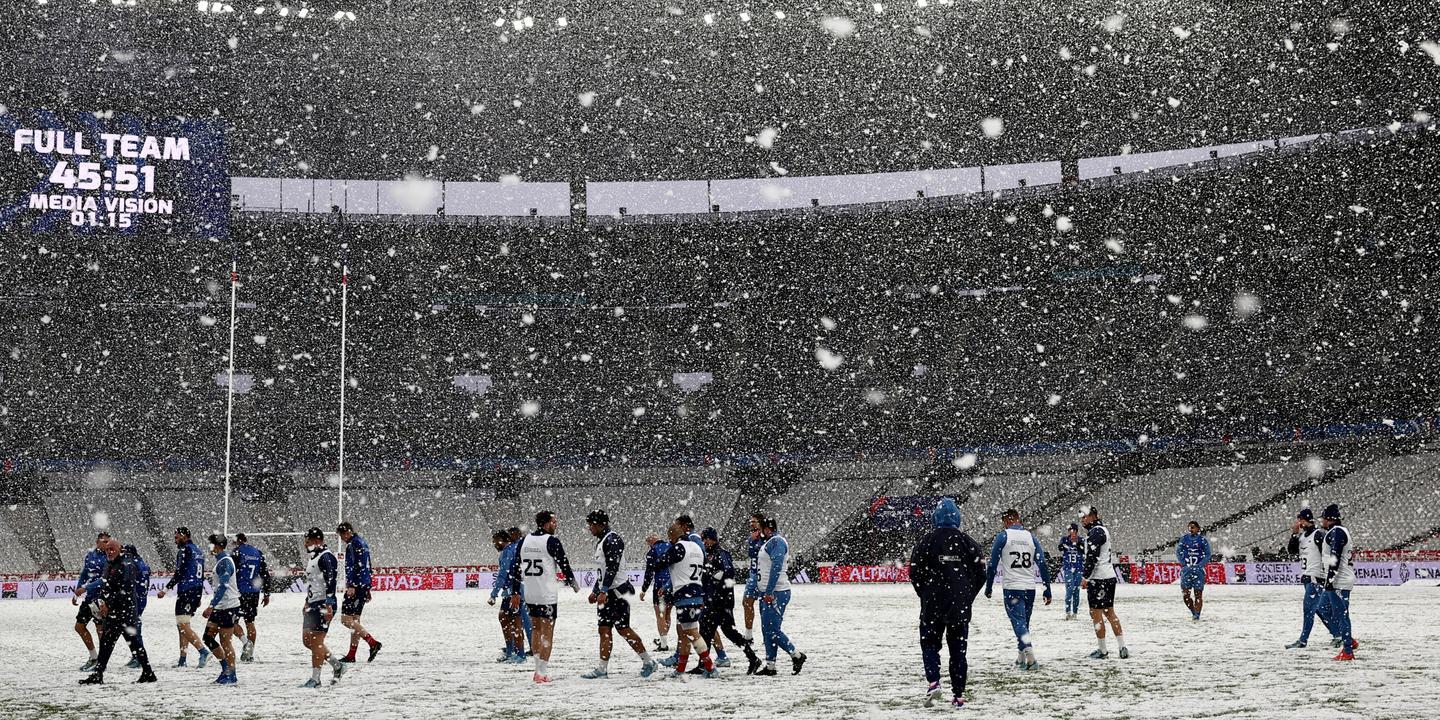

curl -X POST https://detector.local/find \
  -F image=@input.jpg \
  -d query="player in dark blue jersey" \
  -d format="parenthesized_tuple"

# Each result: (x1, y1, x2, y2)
(70, 532, 110, 671)
(231, 533, 272, 662)
(123, 544, 152, 669)
(337, 521, 382, 663)
(1057, 524, 1085, 620)
(1176, 521, 1212, 621)
(641, 532, 674, 653)
(155, 527, 209, 667)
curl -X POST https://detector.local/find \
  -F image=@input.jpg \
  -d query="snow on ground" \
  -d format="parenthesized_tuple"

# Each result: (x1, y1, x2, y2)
(1, 584, 1435, 719)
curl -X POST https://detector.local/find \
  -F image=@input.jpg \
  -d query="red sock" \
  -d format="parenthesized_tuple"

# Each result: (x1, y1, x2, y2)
(676, 655, 688, 672)
(700, 650, 714, 672)
(364, 633, 377, 647)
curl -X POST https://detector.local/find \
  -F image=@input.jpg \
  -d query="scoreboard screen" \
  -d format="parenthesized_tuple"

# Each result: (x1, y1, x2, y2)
(1, 108, 229, 238)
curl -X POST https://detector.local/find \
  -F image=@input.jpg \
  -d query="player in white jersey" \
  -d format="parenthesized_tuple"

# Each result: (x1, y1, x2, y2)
(581, 510, 658, 679)
(300, 527, 345, 688)
(1079, 508, 1128, 659)
(1319, 504, 1358, 661)
(983, 509, 1053, 670)
(200, 534, 242, 685)
(506, 511, 580, 683)
(649, 516, 717, 677)
(1285, 508, 1337, 649)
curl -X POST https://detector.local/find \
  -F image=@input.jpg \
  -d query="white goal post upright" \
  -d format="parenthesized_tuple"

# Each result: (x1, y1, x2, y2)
(337, 246, 349, 526)
(222, 257, 238, 538)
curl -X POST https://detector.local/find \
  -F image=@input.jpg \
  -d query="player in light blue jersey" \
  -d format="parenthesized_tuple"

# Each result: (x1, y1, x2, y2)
(488, 529, 528, 663)
(1176, 521, 1212, 621)
(755, 516, 806, 676)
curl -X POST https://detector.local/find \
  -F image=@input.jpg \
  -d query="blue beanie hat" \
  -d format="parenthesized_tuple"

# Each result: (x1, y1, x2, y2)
(933, 498, 963, 529)
(1296, 508, 1314, 522)
(1322, 504, 1341, 521)
(701, 527, 719, 542)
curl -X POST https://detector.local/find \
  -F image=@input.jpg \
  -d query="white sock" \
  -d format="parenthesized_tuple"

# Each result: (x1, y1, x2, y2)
(1098, 636, 1108, 653)
(597, 659, 609, 672)
(1116, 635, 1127, 650)
(743, 629, 752, 641)
(766, 660, 776, 669)
(311, 667, 322, 683)
(639, 652, 653, 664)
(536, 659, 549, 675)
(89, 649, 98, 660)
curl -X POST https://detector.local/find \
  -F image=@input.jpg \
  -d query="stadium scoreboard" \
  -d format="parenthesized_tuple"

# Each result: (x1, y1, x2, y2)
(1, 108, 229, 238)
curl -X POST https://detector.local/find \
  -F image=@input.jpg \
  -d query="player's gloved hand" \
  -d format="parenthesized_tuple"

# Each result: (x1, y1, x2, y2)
(262, 594, 271, 607)
(1043, 593, 1053, 606)
(588, 592, 599, 604)
(72, 591, 81, 606)
(157, 589, 167, 599)
(488, 597, 497, 606)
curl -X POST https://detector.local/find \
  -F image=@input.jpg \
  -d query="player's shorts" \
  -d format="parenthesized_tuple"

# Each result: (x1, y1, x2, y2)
(597, 593, 632, 629)
(238, 592, 262, 621)
(651, 586, 672, 607)
(1086, 578, 1117, 610)
(498, 594, 523, 616)
(208, 607, 239, 630)
(175, 587, 203, 617)
(341, 586, 371, 616)
(526, 604, 558, 620)
(303, 603, 332, 633)
(75, 601, 96, 625)
(675, 604, 703, 627)
(744, 575, 762, 600)
(1180, 567, 1206, 591)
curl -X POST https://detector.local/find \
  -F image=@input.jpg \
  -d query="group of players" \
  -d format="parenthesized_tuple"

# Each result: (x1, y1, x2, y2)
(910, 499, 1360, 709)
(487, 510, 808, 683)
(67, 523, 383, 686)
(62, 497, 1360, 704)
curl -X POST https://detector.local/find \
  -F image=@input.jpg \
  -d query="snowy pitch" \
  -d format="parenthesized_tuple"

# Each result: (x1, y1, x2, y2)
(1, 584, 1434, 719)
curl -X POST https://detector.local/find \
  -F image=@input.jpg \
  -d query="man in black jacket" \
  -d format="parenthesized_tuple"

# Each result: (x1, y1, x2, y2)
(698, 527, 762, 675)
(910, 497, 985, 709)
(80, 538, 157, 685)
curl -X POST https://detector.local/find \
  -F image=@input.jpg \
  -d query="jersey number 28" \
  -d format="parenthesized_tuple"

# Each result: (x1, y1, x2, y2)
(1009, 551, 1033, 569)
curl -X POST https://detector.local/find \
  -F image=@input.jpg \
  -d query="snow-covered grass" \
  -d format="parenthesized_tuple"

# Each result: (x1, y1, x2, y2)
(0, 584, 1433, 719)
